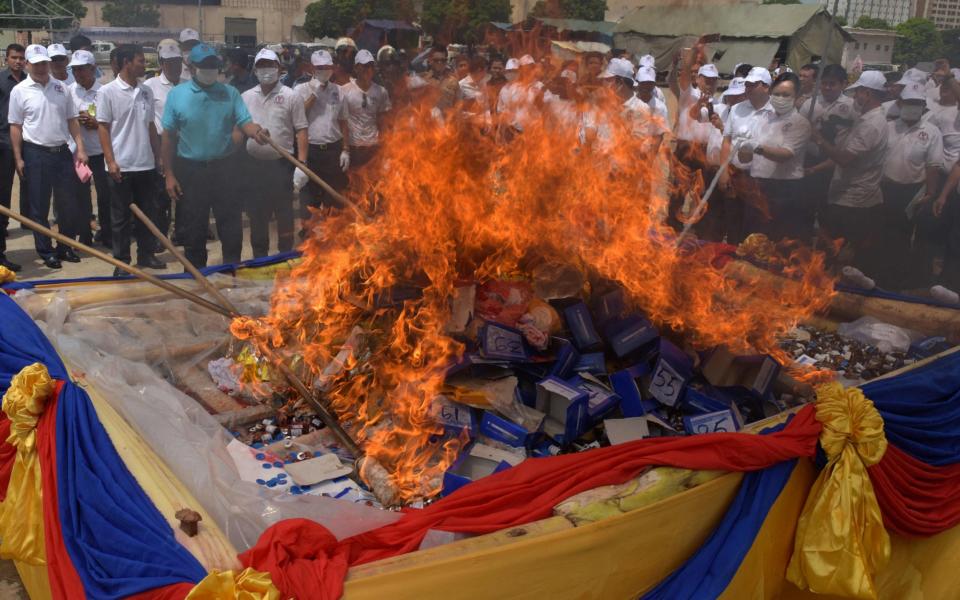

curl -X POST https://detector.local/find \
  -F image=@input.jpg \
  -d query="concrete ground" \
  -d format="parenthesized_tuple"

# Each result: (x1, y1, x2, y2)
(4, 177, 275, 282)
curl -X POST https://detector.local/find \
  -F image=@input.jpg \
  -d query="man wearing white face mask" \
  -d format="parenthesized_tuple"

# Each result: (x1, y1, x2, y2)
(241, 49, 307, 258)
(161, 43, 270, 268)
(881, 82, 943, 289)
(295, 50, 350, 213)
(738, 72, 811, 241)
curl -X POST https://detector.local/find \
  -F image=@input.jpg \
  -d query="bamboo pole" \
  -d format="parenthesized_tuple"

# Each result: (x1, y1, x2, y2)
(129, 203, 240, 315)
(261, 136, 365, 220)
(0, 204, 232, 318)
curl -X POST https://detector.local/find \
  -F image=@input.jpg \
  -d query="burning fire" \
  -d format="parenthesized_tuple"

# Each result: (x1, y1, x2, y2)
(231, 88, 835, 502)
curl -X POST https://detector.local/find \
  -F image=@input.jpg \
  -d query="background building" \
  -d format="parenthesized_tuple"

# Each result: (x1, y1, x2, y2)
(820, 0, 915, 26)
(842, 26, 898, 68)
(916, 0, 960, 29)
(79, 0, 311, 44)
(605, 0, 761, 23)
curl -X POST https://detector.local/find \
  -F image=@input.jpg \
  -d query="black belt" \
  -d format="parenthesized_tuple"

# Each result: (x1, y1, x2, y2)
(175, 155, 231, 167)
(24, 141, 68, 153)
(309, 140, 342, 151)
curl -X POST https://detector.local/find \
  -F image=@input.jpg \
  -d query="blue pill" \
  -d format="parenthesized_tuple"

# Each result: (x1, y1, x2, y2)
(255, 478, 266, 485)
(301, 484, 312, 491)
(252, 442, 263, 449)
(313, 451, 323, 457)
(290, 485, 301, 493)
(277, 473, 287, 479)
(262, 463, 272, 469)
(273, 461, 283, 468)
(255, 453, 266, 460)
(267, 481, 277, 488)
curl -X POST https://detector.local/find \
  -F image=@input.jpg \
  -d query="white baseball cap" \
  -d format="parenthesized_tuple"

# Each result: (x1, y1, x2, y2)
(900, 81, 927, 102)
(722, 76, 746, 97)
(311, 49, 333, 67)
(638, 54, 655, 68)
(519, 54, 535, 67)
(355, 49, 375, 65)
(896, 67, 927, 85)
(505, 58, 519, 71)
(180, 28, 200, 43)
(845, 70, 887, 95)
(254, 48, 279, 64)
(698, 63, 719, 78)
(335, 37, 357, 50)
(635, 65, 656, 83)
(25, 44, 50, 64)
(601, 57, 635, 81)
(67, 50, 95, 68)
(158, 39, 180, 60)
(47, 43, 68, 58)
(745, 66, 772, 86)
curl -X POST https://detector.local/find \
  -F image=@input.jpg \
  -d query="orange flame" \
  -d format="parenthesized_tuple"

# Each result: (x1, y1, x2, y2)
(231, 90, 835, 502)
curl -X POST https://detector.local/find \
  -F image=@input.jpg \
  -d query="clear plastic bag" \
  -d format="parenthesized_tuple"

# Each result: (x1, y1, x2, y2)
(836, 316, 918, 354)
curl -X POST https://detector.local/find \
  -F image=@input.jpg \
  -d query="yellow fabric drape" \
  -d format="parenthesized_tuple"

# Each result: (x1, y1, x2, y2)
(0, 266, 15, 284)
(0, 363, 55, 565)
(185, 568, 281, 600)
(786, 382, 890, 599)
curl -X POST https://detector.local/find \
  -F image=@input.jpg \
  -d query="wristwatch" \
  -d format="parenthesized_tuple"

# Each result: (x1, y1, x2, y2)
(754, 145, 764, 157)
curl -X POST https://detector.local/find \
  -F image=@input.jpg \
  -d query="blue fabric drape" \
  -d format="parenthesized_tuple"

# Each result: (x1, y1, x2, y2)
(862, 349, 960, 466)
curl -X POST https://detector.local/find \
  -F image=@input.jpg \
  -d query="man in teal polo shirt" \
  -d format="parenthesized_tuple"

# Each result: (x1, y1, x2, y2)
(161, 43, 269, 268)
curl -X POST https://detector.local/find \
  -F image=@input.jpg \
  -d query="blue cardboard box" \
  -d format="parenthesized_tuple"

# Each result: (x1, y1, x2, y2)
(550, 339, 580, 379)
(683, 409, 740, 435)
(479, 411, 538, 448)
(570, 376, 620, 423)
(535, 376, 589, 445)
(429, 395, 477, 439)
(603, 315, 659, 358)
(610, 363, 654, 417)
(683, 387, 744, 429)
(648, 340, 694, 407)
(591, 288, 625, 326)
(574, 352, 606, 375)
(700, 348, 781, 400)
(479, 323, 531, 362)
(563, 302, 603, 352)
(442, 444, 513, 496)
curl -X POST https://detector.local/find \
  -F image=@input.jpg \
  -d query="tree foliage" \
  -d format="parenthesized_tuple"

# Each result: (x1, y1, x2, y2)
(421, 0, 511, 44)
(893, 18, 944, 67)
(304, 0, 416, 39)
(854, 16, 892, 30)
(942, 28, 960, 66)
(0, 0, 86, 30)
(101, 0, 160, 28)
(529, 0, 607, 21)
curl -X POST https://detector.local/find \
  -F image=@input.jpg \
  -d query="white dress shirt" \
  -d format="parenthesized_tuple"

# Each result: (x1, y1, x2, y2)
(69, 80, 103, 155)
(295, 79, 349, 145)
(96, 76, 156, 172)
(724, 99, 774, 170)
(749, 109, 811, 180)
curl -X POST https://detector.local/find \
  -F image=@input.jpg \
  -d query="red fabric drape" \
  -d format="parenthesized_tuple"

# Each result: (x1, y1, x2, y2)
(0, 413, 15, 501)
(869, 443, 960, 537)
(126, 582, 195, 600)
(37, 381, 86, 599)
(239, 405, 821, 600)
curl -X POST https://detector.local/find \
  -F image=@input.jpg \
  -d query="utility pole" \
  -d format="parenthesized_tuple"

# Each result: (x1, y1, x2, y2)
(198, 0, 204, 39)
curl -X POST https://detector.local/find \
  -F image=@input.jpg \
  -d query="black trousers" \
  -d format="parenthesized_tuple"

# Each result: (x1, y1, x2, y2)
(825, 203, 883, 275)
(878, 180, 924, 290)
(22, 142, 77, 259)
(108, 169, 159, 264)
(247, 158, 294, 258)
(305, 141, 347, 211)
(0, 144, 18, 256)
(76, 153, 111, 247)
(174, 156, 242, 268)
(743, 178, 806, 243)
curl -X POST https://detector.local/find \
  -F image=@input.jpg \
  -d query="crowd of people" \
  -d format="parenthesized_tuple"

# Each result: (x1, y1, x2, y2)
(0, 30, 958, 295)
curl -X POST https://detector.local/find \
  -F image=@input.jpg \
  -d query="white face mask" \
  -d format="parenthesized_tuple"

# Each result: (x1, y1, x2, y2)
(255, 67, 279, 85)
(770, 95, 794, 115)
(900, 103, 924, 123)
(195, 68, 219, 86)
(314, 70, 332, 83)
(505, 71, 518, 83)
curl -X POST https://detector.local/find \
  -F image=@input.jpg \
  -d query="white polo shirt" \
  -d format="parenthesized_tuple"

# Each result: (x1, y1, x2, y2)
(96, 76, 156, 172)
(341, 80, 391, 147)
(749, 109, 811, 180)
(8, 75, 77, 147)
(295, 79, 349, 146)
(724, 99, 774, 170)
(828, 105, 889, 208)
(883, 118, 944, 185)
(927, 103, 960, 169)
(143, 72, 180, 134)
(497, 81, 543, 131)
(799, 94, 856, 162)
(677, 84, 722, 142)
(241, 83, 308, 160)
(69, 80, 103, 156)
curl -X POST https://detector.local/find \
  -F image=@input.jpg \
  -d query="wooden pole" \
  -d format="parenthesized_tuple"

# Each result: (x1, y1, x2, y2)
(0, 204, 232, 318)
(261, 136, 365, 220)
(129, 203, 240, 315)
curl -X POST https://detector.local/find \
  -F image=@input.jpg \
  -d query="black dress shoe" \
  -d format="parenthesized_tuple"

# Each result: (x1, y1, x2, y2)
(43, 256, 62, 269)
(112, 266, 128, 278)
(136, 255, 166, 269)
(0, 256, 22, 272)
(58, 248, 81, 263)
